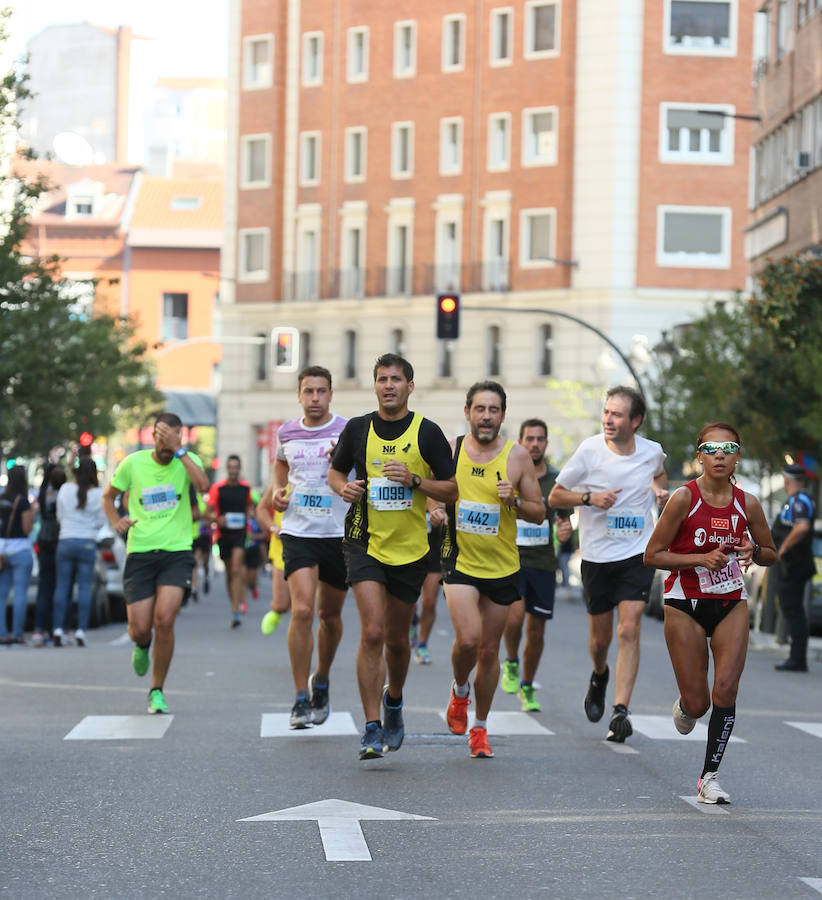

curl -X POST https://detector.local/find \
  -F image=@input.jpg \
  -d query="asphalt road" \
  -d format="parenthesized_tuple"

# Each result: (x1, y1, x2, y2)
(2, 570, 821, 900)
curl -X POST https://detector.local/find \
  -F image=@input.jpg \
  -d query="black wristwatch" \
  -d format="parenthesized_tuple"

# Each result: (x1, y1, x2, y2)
(581, 491, 591, 506)
(411, 474, 422, 489)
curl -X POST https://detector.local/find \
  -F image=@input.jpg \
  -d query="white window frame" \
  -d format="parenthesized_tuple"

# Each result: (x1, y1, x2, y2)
(299, 131, 321, 186)
(434, 195, 464, 292)
(386, 198, 415, 296)
(656, 205, 732, 269)
(658, 102, 735, 165)
(391, 122, 415, 179)
(439, 116, 464, 175)
(240, 133, 272, 188)
(243, 34, 274, 90)
(340, 202, 367, 298)
(347, 26, 370, 83)
(519, 208, 557, 268)
(487, 112, 512, 171)
(481, 190, 512, 291)
(522, 106, 559, 167)
(442, 14, 466, 72)
(490, 7, 514, 66)
(238, 227, 270, 283)
(394, 20, 417, 78)
(295, 204, 322, 301)
(302, 31, 324, 86)
(344, 126, 367, 182)
(524, 1, 560, 60)
(663, 0, 738, 57)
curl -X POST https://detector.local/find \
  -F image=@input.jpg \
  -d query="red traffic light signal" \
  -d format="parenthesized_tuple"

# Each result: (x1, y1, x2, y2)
(436, 293, 460, 340)
(79, 431, 94, 447)
(271, 327, 300, 372)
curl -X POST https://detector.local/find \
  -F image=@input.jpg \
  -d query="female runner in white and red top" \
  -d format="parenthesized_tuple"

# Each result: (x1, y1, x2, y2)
(645, 422, 776, 805)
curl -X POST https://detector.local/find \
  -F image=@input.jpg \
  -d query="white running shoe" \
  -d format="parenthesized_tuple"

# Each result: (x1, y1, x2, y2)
(672, 696, 697, 735)
(697, 771, 730, 804)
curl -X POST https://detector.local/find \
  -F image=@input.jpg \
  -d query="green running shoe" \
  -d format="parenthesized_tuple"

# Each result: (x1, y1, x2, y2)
(261, 611, 282, 635)
(519, 684, 541, 712)
(148, 688, 169, 714)
(132, 645, 149, 677)
(501, 659, 519, 693)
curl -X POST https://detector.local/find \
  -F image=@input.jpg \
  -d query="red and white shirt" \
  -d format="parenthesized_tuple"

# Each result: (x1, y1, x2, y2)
(664, 480, 748, 601)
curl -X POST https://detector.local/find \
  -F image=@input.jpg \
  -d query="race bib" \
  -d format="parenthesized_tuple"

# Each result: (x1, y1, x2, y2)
(516, 519, 551, 546)
(224, 512, 246, 530)
(141, 484, 178, 512)
(368, 477, 413, 511)
(457, 500, 500, 536)
(293, 489, 333, 517)
(606, 509, 646, 538)
(695, 556, 745, 595)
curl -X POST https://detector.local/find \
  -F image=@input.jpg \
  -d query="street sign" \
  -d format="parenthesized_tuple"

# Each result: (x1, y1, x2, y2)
(239, 799, 435, 861)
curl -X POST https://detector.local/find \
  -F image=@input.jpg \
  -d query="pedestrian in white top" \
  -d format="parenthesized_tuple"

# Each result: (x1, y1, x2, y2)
(549, 386, 668, 743)
(53, 458, 106, 647)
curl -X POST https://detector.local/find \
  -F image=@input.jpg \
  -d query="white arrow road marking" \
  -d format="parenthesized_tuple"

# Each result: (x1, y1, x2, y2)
(64, 715, 173, 740)
(437, 710, 553, 735)
(631, 715, 745, 743)
(679, 795, 730, 815)
(260, 712, 358, 737)
(786, 722, 822, 740)
(799, 878, 822, 894)
(239, 799, 435, 862)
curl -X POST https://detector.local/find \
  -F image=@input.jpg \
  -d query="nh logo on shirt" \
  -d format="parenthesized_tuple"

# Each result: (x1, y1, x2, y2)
(711, 518, 729, 530)
(383, 445, 396, 455)
(471, 466, 485, 477)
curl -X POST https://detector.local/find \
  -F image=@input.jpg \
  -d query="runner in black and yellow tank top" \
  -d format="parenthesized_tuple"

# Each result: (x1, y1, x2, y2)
(329, 354, 456, 761)
(438, 381, 545, 759)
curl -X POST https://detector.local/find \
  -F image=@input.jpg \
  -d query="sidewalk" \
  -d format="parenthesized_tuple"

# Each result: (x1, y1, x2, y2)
(748, 629, 822, 663)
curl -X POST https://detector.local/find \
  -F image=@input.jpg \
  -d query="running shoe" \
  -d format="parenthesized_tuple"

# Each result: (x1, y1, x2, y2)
(251, 587, 259, 599)
(309, 672, 330, 725)
(672, 696, 697, 735)
(290, 696, 313, 729)
(132, 644, 150, 677)
(519, 684, 541, 712)
(74, 629, 87, 648)
(231, 615, 242, 629)
(414, 645, 432, 665)
(446, 683, 470, 735)
(191, 589, 199, 603)
(584, 666, 609, 722)
(148, 688, 169, 714)
(240, 601, 248, 614)
(382, 688, 404, 751)
(261, 610, 282, 635)
(468, 726, 494, 758)
(605, 704, 633, 743)
(501, 660, 520, 694)
(359, 722, 384, 760)
(697, 771, 730, 804)
(204, 576, 210, 594)
(53, 628, 64, 648)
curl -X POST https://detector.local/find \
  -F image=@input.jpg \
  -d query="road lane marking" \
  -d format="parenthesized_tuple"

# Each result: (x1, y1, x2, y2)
(679, 795, 730, 814)
(799, 878, 822, 894)
(437, 710, 553, 735)
(239, 799, 435, 862)
(260, 712, 358, 737)
(602, 740, 639, 754)
(786, 722, 822, 740)
(631, 715, 745, 743)
(64, 715, 173, 740)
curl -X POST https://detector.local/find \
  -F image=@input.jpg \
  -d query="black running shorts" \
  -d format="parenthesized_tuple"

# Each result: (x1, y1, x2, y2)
(519, 567, 557, 620)
(281, 534, 348, 591)
(664, 597, 744, 637)
(581, 553, 654, 615)
(343, 544, 426, 605)
(123, 550, 194, 605)
(443, 568, 521, 607)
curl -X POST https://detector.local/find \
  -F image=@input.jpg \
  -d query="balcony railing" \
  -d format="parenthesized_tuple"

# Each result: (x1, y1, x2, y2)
(281, 260, 511, 301)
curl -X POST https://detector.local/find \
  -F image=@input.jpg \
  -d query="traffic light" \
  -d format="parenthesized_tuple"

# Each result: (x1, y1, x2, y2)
(79, 431, 94, 447)
(272, 327, 300, 372)
(436, 293, 460, 340)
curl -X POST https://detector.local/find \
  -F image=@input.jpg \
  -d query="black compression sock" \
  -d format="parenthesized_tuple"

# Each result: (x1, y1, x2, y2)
(385, 692, 402, 708)
(702, 704, 735, 777)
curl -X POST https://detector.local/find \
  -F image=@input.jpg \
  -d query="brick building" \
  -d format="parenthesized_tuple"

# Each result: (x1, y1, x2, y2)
(746, 1, 822, 269)
(220, 0, 756, 480)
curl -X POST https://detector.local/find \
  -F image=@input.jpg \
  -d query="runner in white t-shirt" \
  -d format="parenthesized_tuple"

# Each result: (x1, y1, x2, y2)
(549, 386, 668, 743)
(266, 366, 349, 730)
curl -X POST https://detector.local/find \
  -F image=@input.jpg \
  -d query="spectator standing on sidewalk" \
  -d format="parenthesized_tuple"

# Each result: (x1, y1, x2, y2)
(32, 465, 67, 646)
(0, 465, 35, 645)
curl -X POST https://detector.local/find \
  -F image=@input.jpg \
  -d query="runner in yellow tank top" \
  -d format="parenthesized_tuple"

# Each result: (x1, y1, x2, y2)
(436, 381, 545, 759)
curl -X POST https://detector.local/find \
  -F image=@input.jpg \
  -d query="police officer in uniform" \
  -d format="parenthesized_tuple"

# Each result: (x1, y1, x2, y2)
(772, 464, 815, 672)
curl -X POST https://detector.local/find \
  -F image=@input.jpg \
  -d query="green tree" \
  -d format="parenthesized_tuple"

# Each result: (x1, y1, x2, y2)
(0, 9, 162, 461)
(645, 256, 822, 479)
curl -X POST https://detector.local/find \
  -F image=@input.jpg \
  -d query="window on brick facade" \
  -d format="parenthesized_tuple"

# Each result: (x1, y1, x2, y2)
(665, 0, 736, 54)
(525, 1, 559, 57)
(440, 117, 463, 174)
(244, 35, 273, 89)
(300, 132, 320, 184)
(161, 292, 188, 341)
(657, 205, 731, 268)
(520, 209, 556, 266)
(490, 8, 513, 64)
(347, 27, 369, 82)
(302, 32, 323, 85)
(442, 15, 466, 71)
(391, 122, 414, 178)
(522, 108, 557, 165)
(345, 127, 367, 181)
(239, 229, 270, 281)
(660, 104, 734, 164)
(241, 135, 271, 187)
(488, 113, 511, 170)
(394, 21, 417, 77)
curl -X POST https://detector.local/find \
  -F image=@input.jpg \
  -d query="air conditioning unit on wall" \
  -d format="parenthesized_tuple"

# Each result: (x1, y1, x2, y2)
(795, 151, 811, 172)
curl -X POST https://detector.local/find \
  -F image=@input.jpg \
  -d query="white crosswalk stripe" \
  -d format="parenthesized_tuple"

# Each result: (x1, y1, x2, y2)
(785, 722, 822, 740)
(630, 715, 745, 743)
(260, 712, 358, 737)
(437, 710, 553, 735)
(64, 715, 173, 740)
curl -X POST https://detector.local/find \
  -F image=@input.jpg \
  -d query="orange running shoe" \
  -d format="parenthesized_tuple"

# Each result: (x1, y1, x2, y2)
(446, 684, 470, 735)
(468, 726, 494, 758)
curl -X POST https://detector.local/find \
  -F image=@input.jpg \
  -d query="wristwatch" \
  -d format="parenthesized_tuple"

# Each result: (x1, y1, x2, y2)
(514, 496, 522, 510)
(581, 491, 591, 506)
(411, 474, 422, 489)
(174, 447, 188, 459)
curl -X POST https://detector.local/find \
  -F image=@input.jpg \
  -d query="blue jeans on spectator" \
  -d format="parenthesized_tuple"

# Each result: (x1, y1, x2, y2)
(1, 549, 34, 639)
(53, 539, 96, 633)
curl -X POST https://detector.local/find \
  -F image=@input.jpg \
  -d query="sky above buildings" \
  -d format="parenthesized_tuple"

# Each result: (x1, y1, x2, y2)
(7, 0, 229, 77)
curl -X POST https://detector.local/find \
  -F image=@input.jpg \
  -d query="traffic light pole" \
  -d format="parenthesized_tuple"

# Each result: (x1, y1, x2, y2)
(462, 305, 647, 402)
